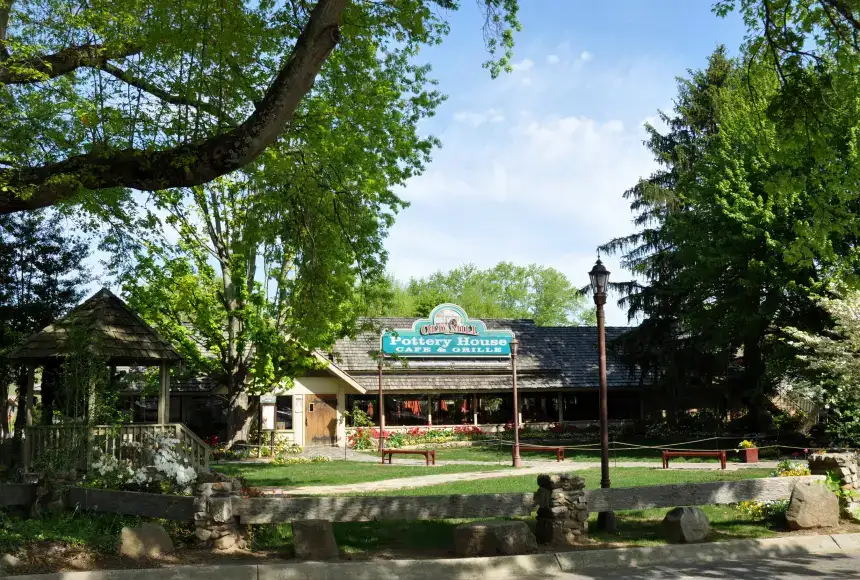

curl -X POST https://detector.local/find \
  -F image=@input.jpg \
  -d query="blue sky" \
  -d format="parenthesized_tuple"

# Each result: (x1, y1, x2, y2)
(384, 1, 747, 325)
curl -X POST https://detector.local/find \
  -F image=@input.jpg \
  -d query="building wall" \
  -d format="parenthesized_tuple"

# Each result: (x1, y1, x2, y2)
(272, 377, 347, 447)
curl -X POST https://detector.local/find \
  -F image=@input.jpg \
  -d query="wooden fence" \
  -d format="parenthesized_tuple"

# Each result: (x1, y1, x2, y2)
(67, 487, 195, 520)
(24, 423, 210, 473)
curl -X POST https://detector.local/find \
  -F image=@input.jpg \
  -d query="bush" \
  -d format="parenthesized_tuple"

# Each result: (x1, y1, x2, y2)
(771, 460, 811, 477)
(84, 433, 197, 495)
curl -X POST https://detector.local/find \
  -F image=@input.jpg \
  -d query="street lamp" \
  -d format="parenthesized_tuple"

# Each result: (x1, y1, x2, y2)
(589, 257, 616, 532)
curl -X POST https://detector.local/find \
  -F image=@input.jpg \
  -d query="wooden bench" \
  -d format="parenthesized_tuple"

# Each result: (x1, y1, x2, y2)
(662, 450, 726, 470)
(518, 445, 564, 462)
(382, 449, 436, 465)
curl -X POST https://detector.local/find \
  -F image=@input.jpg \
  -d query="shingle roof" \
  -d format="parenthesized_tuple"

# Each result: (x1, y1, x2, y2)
(8, 288, 182, 365)
(326, 318, 644, 391)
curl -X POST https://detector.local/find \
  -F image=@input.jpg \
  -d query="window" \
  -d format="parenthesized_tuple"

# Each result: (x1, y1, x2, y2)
(276, 396, 293, 430)
(477, 394, 513, 424)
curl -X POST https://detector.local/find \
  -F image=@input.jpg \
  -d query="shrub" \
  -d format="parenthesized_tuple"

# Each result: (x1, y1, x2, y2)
(738, 440, 758, 449)
(84, 432, 198, 495)
(737, 499, 789, 520)
(771, 460, 811, 477)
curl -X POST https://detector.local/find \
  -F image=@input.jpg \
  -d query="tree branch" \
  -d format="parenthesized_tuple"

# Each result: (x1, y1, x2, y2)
(0, 42, 141, 84)
(0, 0, 346, 214)
(99, 62, 236, 125)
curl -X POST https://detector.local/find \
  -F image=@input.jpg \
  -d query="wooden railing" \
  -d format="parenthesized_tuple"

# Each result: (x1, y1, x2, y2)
(24, 423, 210, 474)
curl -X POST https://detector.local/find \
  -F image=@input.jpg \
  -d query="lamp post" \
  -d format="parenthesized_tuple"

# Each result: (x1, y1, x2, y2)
(589, 257, 616, 532)
(511, 337, 522, 467)
(378, 360, 385, 464)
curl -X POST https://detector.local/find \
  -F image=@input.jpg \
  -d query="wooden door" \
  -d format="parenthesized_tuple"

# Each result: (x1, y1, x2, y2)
(305, 395, 337, 446)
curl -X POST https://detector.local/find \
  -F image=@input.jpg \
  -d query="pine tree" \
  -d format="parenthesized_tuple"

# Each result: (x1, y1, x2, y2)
(0, 211, 89, 437)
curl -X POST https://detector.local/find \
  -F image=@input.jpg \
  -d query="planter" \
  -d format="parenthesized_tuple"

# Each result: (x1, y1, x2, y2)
(740, 448, 759, 463)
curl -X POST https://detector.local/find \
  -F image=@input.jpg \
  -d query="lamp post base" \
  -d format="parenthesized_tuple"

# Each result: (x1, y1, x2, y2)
(596, 511, 616, 532)
(511, 444, 523, 468)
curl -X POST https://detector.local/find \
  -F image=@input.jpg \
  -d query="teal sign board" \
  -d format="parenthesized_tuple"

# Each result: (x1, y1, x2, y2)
(381, 304, 514, 358)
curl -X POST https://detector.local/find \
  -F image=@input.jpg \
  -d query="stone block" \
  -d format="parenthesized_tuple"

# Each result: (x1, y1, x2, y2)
(2, 553, 21, 569)
(786, 482, 839, 530)
(535, 519, 580, 547)
(538, 474, 571, 490)
(209, 498, 234, 523)
(661, 506, 710, 544)
(291, 520, 339, 560)
(454, 520, 537, 556)
(213, 534, 236, 550)
(118, 522, 174, 558)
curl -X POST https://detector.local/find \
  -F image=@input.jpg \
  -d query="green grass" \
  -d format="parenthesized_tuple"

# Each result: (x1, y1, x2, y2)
(214, 461, 510, 488)
(252, 503, 783, 555)
(349, 467, 774, 496)
(390, 441, 781, 464)
(0, 510, 194, 555)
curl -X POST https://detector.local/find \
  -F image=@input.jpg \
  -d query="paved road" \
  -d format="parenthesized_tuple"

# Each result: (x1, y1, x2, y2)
(530, 554, 860, 579)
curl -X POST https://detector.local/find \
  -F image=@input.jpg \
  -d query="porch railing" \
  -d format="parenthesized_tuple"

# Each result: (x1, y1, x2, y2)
(24, 423, 210, 474)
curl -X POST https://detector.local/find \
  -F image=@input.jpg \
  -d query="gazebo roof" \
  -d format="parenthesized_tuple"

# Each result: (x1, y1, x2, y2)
(8, 288, 182, 365)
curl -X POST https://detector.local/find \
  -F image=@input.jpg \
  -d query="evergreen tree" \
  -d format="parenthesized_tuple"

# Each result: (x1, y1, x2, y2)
(0, 211, 88, 437)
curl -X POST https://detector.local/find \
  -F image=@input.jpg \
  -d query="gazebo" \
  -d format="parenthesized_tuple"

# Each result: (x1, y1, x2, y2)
(7, 288, 208, 472)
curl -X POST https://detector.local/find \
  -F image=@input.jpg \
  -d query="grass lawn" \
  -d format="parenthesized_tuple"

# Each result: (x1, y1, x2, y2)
(349, 467, 775, 496)
(214, 461, 509, 488)
(390, 442, 783, 464)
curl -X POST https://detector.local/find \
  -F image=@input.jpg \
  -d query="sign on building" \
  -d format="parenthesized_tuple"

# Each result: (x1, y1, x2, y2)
(381, 303, 514, 358)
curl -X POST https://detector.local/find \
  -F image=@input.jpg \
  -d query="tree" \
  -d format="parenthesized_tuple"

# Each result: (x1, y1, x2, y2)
(601, 48, 837, 426)
(372, 262, 595, 326)
(0, 211, 88, 437)
(785, 287, 860, 445)
(0, 0, 520, 214)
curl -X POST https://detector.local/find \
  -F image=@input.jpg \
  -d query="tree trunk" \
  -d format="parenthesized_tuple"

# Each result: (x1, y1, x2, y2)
(0, 377, 8, 438)
(743, 335, 769, 430)
(227, 390, 258, 446)
(13, 366, 26, 440)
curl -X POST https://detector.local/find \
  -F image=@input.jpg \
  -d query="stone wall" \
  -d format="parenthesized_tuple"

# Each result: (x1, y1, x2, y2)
(193, 472, 248, 550)
(809, 452, 860, 520)
(533, 473, 588, 547)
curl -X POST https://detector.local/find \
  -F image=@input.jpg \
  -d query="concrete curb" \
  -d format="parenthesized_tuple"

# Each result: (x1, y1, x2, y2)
(5, 533, 860, 580)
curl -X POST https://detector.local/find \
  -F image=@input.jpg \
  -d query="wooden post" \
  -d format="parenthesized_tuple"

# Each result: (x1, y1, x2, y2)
(427, 394, 433, 426)
(158, 362, 170, 424)
(558, 392, 564, 423)
(24, 365, 35, 427)
(22, 365, 35, 473)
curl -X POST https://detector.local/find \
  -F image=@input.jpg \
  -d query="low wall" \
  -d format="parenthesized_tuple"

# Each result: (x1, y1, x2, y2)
(232, 475, 821, 524)
(234, 493, 536, 524)
(67, 487, 195, 521)
(585, 475, 824, 512)
(0, 483, 35, 507)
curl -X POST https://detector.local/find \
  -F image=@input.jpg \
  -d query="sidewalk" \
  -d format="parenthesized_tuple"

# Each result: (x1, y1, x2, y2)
(7, 533, 860, 579)
(259, 460, 778, 495)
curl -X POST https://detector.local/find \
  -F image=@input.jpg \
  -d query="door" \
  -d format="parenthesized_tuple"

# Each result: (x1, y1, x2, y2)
(305, 395, 337, 446)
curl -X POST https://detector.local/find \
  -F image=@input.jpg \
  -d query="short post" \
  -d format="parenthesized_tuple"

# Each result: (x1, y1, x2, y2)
(378, 361, 385, 464)
(511, 338, 522, 468)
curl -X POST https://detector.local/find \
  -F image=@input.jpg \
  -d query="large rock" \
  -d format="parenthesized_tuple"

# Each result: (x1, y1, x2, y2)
(786, 482, 839, 530)
(662, 507, 710, 543)
(118, 523, 174, 558)
(291, 519, 339, 560)
(2, 553, 22, 569)
(453, 520, 537, 557)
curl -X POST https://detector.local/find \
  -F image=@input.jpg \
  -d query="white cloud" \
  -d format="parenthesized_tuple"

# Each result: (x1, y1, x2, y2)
(453, 108, 505, 127)
(546, 54, 560, 65)
(511, 58, 534, 72)
(579, 50, 594, 62)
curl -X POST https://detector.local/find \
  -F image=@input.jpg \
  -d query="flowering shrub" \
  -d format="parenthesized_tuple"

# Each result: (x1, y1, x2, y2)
(737, 499, 789, 520)
(738, 440, 758, 449)
(85, 433, 198, 495)
(347, 425, 490, 449)
(272, 454, 332, 466)
(771, 460, 811, 477)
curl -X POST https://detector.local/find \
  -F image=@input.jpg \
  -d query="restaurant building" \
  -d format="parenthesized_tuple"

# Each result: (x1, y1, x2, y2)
(263, 304, 647, 448)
